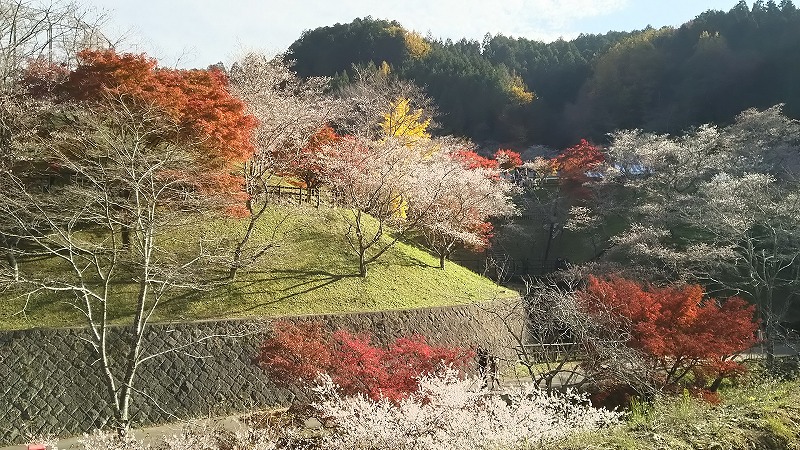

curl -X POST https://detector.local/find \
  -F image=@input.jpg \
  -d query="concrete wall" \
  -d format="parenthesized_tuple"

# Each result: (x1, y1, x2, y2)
(0, 299, 521, 445)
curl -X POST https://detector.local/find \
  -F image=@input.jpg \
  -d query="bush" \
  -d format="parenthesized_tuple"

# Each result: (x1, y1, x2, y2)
(312, 369, 621, 450)
(255, 320, 474, 402)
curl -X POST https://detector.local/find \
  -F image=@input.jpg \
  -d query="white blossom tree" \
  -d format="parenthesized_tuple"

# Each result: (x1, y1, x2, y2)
(411, 141, 516, 269)
(604, 105, 800, 349)
(321, 135, 428, 277)
(227, 53, 345, 279)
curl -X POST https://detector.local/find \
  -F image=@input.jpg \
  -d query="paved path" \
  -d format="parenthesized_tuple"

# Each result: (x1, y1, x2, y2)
(0, 415, 247, 450)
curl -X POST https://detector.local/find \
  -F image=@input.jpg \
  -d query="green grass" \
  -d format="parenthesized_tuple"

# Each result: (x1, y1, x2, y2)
(0, 205, 516, 330)
(548, 375, 800, 450)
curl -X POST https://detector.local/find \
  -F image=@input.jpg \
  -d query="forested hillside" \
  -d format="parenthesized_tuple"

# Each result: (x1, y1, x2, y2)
(288, 0, 800, 148)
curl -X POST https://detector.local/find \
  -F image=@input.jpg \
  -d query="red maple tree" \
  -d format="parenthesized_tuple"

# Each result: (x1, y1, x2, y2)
(552, 139, 604, 179)
(56, 49, 257, 202)
(276, 125, 340, 189)
(494, 149, 523, 171)
(551, 139, 605, 198)
(255, 320, 474, 402)
(466, 221, 495, 251)
(453, 149, 498, 171)
(578, 276, 759, 392)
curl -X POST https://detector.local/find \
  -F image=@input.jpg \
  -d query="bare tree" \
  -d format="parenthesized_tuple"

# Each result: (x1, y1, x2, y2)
(226, 53, 344, 279)
(485, 271, 657, 396)
(0, 94, 49, 282)
(0, 96, 233, 431)
(0, 1, 110, 281)
(0, 0, 110, 94)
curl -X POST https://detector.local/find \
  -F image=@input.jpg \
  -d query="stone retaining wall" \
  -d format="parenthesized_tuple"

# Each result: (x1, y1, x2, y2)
(0, 299, 521, 445)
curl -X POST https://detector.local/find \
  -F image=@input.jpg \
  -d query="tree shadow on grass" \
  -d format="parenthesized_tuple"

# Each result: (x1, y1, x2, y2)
(156, 268, 360, 319)
(377, 251, 438, 269)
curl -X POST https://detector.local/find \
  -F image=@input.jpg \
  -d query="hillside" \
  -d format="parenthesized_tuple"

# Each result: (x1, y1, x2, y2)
(287, 1, 800, 148)
(0, 205, 516, 331)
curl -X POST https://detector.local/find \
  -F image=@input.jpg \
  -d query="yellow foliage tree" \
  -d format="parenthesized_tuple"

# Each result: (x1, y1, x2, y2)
(380, 97, 431, 144)
(506, 74, 535, 105)
(404, 31, 431, 59)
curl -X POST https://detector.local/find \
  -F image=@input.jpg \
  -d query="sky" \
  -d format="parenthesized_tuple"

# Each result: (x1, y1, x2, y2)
(77, 0, 743, 69)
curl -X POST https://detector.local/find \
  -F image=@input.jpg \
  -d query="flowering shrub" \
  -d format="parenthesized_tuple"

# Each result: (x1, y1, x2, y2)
(35, 373, 619, 450)
(77, 429, 149, 450)
(312, 369, 621, 450)
(255, 320, 474, 402)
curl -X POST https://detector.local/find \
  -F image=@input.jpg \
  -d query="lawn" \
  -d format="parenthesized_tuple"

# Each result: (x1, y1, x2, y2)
(550, 372, 800, 450)
(0, 204, 516, 330)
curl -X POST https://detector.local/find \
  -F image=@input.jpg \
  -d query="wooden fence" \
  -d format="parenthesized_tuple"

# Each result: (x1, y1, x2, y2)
(263, 185, 321, 207)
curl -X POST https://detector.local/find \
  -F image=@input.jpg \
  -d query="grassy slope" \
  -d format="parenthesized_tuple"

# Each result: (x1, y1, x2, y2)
(0, 205, 516, 330)
(551, 376, 800, 450)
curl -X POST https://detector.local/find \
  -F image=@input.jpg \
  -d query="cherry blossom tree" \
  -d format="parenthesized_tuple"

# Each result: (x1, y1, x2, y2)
(411, 142, 516, 269)
(227, 53, 344, 278)
(321, 135, 427, 276)
(517, 140, 607, 265)
(604, 105, 800, 354)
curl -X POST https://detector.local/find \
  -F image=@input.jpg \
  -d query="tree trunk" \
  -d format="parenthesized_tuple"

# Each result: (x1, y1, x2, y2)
(359, 246, 368, 277)
(121, 226, 130, 249)
(439, 252, 446, 269)
(709, 375, 724, 392)
(2, 235, 19, 282)
(543, 221, 555, 263)
(359, 259, 367, 277)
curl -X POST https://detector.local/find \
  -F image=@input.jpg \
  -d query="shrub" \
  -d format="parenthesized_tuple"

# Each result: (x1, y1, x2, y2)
(312, 369, 621, 450)
(255, 320, 474, 402)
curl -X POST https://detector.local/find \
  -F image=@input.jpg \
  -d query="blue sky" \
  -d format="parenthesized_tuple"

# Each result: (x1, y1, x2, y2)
(79, 0, 742, 68)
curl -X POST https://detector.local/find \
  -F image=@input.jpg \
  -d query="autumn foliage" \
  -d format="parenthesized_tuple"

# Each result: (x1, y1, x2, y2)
(493, 149, 523, 171)
(453, 149, 498, 171)
(255, 320, 474, 402)
(552, 140, 604, 178)
(53, 49, 257, 200)
(578, 276, 759, 392)
(551, 139, 604, 197)
(278, 125, 340, 189)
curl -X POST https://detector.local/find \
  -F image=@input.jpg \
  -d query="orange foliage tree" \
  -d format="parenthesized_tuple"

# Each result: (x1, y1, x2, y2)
(276, 125, 340, 189)
(57, 49, 257, 201)
(577, 276, 759, 392)
(551, 139, 604, 197)
(255, 320, 474, 403)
